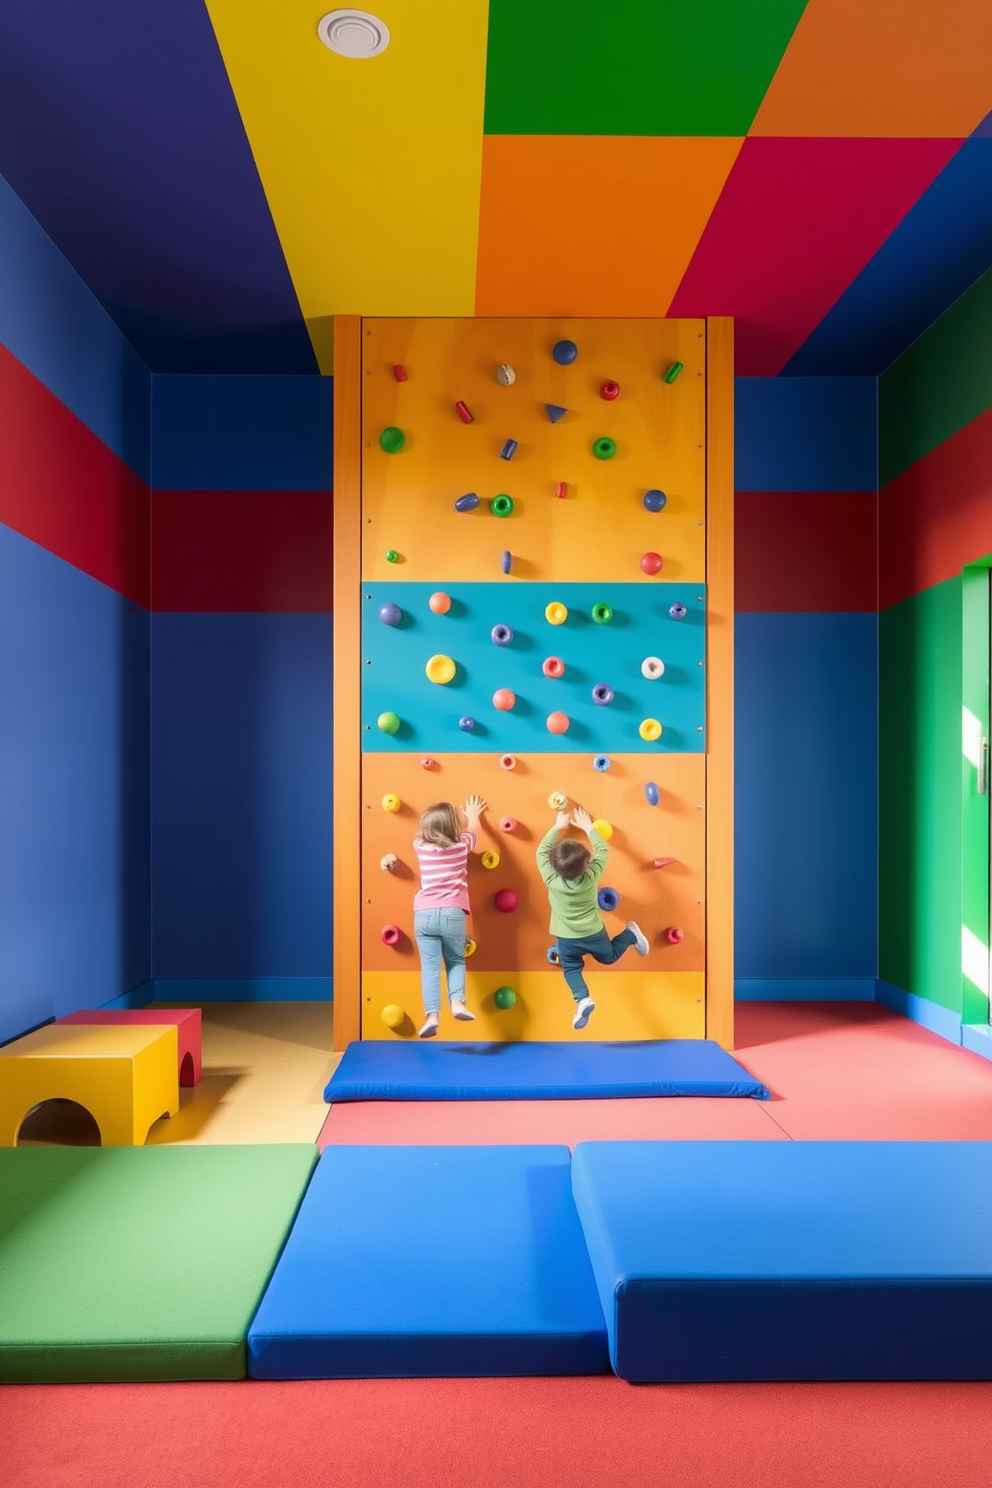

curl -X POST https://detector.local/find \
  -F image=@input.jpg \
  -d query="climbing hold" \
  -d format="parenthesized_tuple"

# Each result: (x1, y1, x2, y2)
(380, 924, 401, 947)
(454, 400, 474, 424)
(494, 888, 519, 914)
(545, 602, 568, 626)
(379, 426, 405, 453)
(665, 926, 685, 945)
(499, 816, 517, 833)
(464, 938, 477, 956)
(491, 623, 514, 646)
(643, 489, 667, 513)
(645, 782, 660, 806)
(663, 361, 684, 384)
(481, 850, 501, 870)
(640, 552, 663, 575)
(501, 550, 513, 575)
(377, 711, 401, 735)
(639, 718, 663, 742)
(455, 493, 480, 513)
(490, 494, 514, 518)
(593, 755, 611, 772)
(592, 683, 614, 706)
(652, 857, 677, 869)
(591, 819, 613, 840)
(597, 886, 619, 913)
(547, 712, 570, 735)
(641, 656, 665, 680)
(546, 404, 567, 424)
(425, 654, 456, 685)
(494, 985, 517, 1009)
(542, 656, 565, 679)
(591, 603, 613, 625)
(385, 550, 401, 564)
(499, 754, 516, 771)
(458, 716, 476, 732)
(592, 437, 616, 460)
(669, 602, 687, 621)
(429, 591, 452, 614)
(546, 947, 561, 965)
(380, 853, 398, 872)
(555, 481, 567, 499)
(420, 757, 436, 770)
(382, 793, 401, 813)
(492, 688, 516, 711)
(381, 1004, 405, 1029)
(392, 365, 407, 382)
(379, 602, 402, 626)
(600, 381, 620, 401)
(552, 339, 577, 365)
(497, 364, 516, 387)
(499, 438, 518, 461)
(548, 792, 568, 810)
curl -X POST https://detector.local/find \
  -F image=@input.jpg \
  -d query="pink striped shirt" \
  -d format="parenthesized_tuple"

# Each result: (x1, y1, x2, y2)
(413, 831, 476, 912)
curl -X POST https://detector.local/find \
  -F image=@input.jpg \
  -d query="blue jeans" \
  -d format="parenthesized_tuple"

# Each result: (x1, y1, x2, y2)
(414, 908, 468, 1014)
(556, 926, 636, 1002)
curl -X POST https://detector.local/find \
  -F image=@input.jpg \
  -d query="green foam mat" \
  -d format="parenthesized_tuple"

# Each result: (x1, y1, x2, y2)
(0, 1143, 317, 1383)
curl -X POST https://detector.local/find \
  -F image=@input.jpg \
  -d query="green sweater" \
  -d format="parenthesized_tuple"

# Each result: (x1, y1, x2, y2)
(536, 827, 608, 939)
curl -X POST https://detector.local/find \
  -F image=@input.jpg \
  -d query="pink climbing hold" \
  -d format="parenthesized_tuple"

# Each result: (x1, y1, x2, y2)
(664, 926, 685, 945)
(494, 889, 519, 913)
(380, 924, 401, 946)
(652, 857, 677, 869)
(500, 817, 518, 833)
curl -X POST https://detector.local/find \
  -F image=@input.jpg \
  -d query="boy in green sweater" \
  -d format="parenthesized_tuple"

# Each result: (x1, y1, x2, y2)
(537, 804, 648, 1029)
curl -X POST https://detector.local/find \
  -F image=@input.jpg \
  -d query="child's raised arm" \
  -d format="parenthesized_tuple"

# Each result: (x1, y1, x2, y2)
(460, 794, 487, 850)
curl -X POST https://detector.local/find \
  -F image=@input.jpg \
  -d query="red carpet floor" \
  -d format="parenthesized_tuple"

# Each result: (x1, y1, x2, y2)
(7, 1003, 992, 1488)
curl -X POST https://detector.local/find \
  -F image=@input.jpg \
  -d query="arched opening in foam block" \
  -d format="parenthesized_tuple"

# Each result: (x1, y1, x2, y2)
(180, 1051, 195, 1087)
(16, 1098, 102, 1146)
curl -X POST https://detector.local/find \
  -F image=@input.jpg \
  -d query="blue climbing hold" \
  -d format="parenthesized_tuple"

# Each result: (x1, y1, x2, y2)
(645, 781, 660, 806)
(500, 438, 518, 461)
(455, 493, 480, 512)
(597, 886, 620, 913)
(552, 340, 577, 365)
(546, 946, 560, 965)
(546, 404, 568, 424)
(593, 755, 612, 772)
(643, 489, 667, 513)
(501, 550, 513, 575)
(378, 603, 402, 626)
(458, 716, 476, 732)
(669, 602, 687, 621)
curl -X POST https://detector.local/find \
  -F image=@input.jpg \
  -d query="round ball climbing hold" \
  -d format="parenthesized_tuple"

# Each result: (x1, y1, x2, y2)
(546, 946, 561, 965)
(641, 656, 665, 680)
(548, 792, 568, 810)
(499, 754, 516, 771)
(494, 985, 517, 1009)
(481, 850, 500, 871)
(600, 381, 620, 401)
(592, 683, 614, 706)
(420, 757, 436, 770)
(379, 426, 405, 454)
(385, 550, 401, 564)
(542, 656, 565, 679)
(591, 818, 613, 840)
(458, 716, 476, 732)
(645, 781, 660, 806)
(380, 853, 398, 872)
(597, 886, 620, 913)
(381, 1004, 405, 1030)
(377, 711, 401, 735)
(552, 339, 577, 365)
(643, 489, 668, 513)
(464, 938, 477, 957)
(455, 493, 480, 513)
(501, 551, 513, 575)
(640, 551, 663, 575)
(546, 711, 570, 735)
(592, 437, 617, 460)
(379, 602, 402, 626)
(591, 603, 613, 625)
(491, 624, 514, 646)
(669, 602, 687, 621)
(490, 494, 514, 518)
(382, 793, 401, 813)
(665, 926, 685, 945)
(545, 602, 568, 626)
(425, 654, 456, 685)
(494, 888, 519, 914)
(380, 924, 401, 947)
(429, 591, 452, 615)
(497, 364, 516, 387)
(492, 688, 516, 711)
(639, 718, 663, 742)
(499, 816, 517, 833)
(593, 755, 611, 772)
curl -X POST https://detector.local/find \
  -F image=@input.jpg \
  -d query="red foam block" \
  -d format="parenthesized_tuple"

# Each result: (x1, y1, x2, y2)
(58, 1008, 202, 1086)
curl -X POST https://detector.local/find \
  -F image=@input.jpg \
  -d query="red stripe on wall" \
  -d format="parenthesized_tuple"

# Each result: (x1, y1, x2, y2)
(0, 342, 149, 605)
(879, 405, 992, 610)
(151, 490, 333, 612)
(735, 491, 878, 612)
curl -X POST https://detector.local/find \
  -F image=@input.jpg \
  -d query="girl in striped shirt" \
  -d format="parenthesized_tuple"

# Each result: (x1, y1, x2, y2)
(413, 795, 486, 1038)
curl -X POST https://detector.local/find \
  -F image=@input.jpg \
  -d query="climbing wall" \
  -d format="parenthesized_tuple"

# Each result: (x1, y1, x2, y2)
(337, 317, 732, 1044)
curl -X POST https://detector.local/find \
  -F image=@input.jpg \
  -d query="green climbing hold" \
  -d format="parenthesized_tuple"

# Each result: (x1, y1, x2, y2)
(377, 711, 401, 735)
(494, 986, 517, 1009)
(379, 426, 405, 453)
(385, 550, 400, 563)
(490, 494, 514, 517)
(592, 437, 616, 460)
(591, 603, 613, 625)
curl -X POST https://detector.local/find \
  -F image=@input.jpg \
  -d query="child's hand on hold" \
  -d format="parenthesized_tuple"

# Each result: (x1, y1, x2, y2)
(555, 810, 571, 831)
(571, 806, 594, 835)
(462, 794, 487, 823)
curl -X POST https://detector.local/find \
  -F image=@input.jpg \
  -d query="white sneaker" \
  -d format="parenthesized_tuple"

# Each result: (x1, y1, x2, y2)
(627, 920, 650, 956)
(451, 1001, 475, 1021)
(418, 1013, 439, 1038)
(572, 997, 596, 1030)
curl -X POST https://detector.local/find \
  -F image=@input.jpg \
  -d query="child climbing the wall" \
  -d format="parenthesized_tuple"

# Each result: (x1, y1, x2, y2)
(537, 805, 649, 1030)
(413, 795, 487, 1039)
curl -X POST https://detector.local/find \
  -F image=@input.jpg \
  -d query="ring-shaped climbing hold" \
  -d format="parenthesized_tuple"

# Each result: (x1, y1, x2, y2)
(499, 754, 516, 771)
(380, 924, 401, 946)
(491, 624, 514, 646)
(548, 792, 567, 810)
(481, 850, 501, 870)
(591, 818, 613, 840)
(669, 603, 687, 621)
(382, 794, 401, 813)
(641, 656, 665, 680)
(464, 938, 477, 957)
(600, 381, 620, 401)
(639, 718, 663, 742)
(592, 683, 614, 706)
(385, 550, 400, 564)
(593, 755, 612, 772)
(499, 816, 517, 833)
(545, 602, 568, 626)
(592, 437, 616, 460)
(490, 494, 514, 518)
(542, 656, 565, 678)
(379, 426, 405, 454)
(597, 886, 620, 913)
(425, 654, 456, 685)
(591, 603, 613, 625)
(546, 946, 561, 965)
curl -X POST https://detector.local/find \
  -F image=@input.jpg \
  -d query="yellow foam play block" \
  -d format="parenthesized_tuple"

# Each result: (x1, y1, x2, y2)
(0, 1024, 180, 1148)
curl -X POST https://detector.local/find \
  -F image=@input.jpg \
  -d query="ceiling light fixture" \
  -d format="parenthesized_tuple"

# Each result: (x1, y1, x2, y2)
(317, 9, 390, 58)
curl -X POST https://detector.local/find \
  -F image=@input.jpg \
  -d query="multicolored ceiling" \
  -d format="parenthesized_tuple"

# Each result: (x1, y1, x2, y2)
(0, 0, 989, 376)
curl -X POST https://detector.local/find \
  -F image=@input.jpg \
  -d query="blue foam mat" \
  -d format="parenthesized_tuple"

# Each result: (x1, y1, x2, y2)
(323, 1039, 769, 1103)
(248, 1145, 609, 1379)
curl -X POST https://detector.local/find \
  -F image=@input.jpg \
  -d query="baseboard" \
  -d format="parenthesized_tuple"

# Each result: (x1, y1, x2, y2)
(874, 979, 963, 1046)
(735, 978, 876, 1002)
(147, 977, 332, 1003)
(961, 1022, 992, 1063)
(99, 982, 156, 1011)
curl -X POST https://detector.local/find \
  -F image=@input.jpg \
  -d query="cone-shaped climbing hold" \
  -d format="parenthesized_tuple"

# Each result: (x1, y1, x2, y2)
(546, 404, 567, 424)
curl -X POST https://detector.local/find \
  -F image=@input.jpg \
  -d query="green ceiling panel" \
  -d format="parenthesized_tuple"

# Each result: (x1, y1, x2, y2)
(483, 0, 810, 137)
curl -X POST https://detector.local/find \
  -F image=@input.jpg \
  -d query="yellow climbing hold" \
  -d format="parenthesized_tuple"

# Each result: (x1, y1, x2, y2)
(639, 718, 663, 742)
(481, 850, 501, 870)
(425, 653, 456, 685)
(545, 602, 568, 626)
(382, 793, 401, 813)
(548, 791, 568, 810)
(464, 938, 477, 957)
(381, 1004, 405, 1030)
(591, 818, 613, 840)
